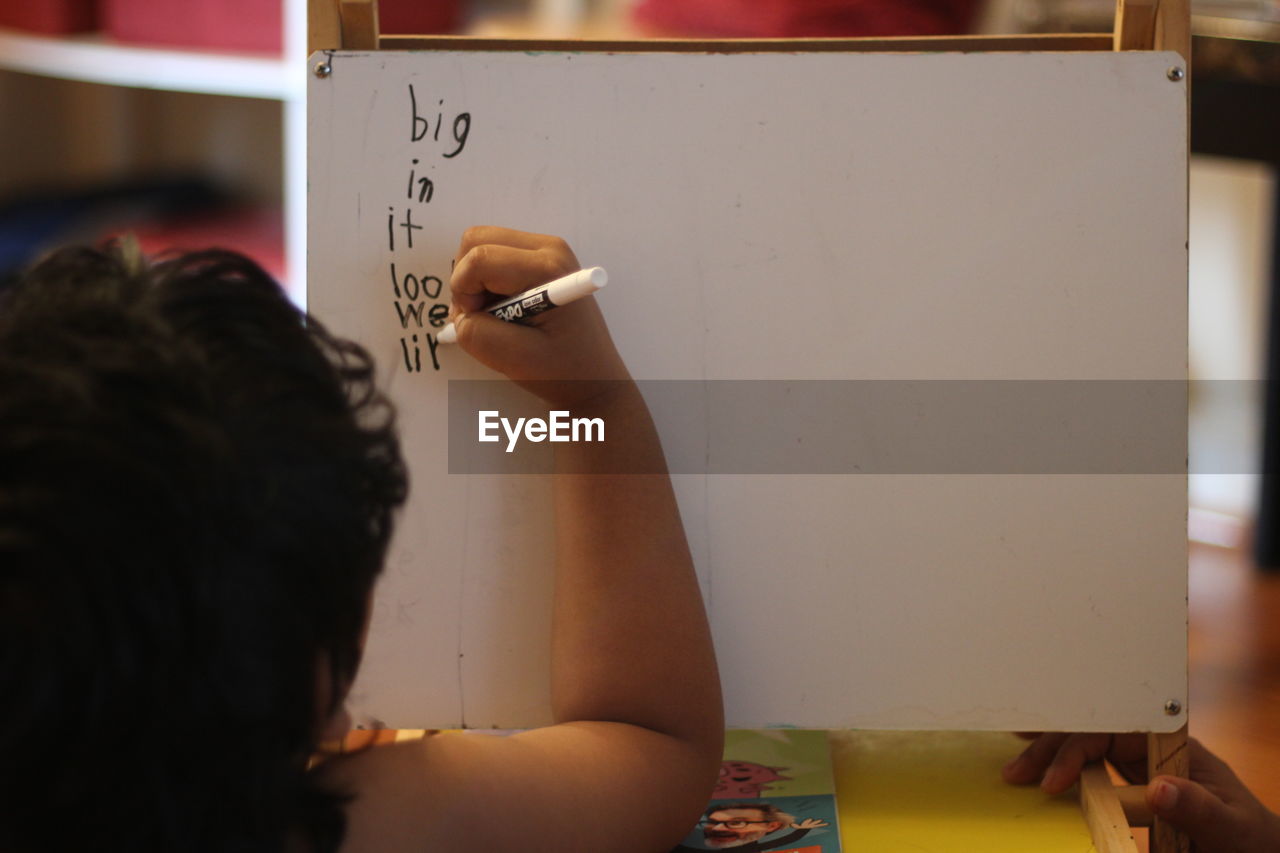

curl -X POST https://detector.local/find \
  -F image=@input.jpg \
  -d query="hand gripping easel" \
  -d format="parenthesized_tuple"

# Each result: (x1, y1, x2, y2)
(306, 2, 1191, 850)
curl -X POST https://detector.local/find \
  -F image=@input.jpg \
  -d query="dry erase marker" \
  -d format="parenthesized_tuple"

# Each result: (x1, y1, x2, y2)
(436, 266, 607, 344)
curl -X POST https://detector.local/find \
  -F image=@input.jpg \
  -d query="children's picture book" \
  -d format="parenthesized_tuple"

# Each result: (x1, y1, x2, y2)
(671, 730, 841, 853)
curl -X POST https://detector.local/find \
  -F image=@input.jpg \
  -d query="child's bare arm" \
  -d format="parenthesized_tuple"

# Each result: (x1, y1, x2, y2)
(328, 227, 722, 853)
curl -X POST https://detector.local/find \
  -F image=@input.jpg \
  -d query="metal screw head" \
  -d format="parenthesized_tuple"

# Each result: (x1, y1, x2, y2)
(1167, 66, 1185, 82)
(1164, 699, 1183, 716)
(314, 61, 332, 79)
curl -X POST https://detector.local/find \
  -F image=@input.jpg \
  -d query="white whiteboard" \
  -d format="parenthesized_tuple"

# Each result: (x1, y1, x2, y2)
(308, 49, 1188, 732)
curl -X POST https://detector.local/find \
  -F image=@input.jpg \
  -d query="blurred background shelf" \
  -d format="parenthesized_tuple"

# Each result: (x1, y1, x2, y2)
(0, 0, 305, 298)
(0, 27, 302, 99)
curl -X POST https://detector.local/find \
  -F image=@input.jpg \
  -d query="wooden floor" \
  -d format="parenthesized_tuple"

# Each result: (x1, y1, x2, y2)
(1188, 540, 1280, 809)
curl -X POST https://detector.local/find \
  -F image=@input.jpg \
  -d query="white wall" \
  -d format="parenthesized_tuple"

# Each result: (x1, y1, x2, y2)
(1188, 155, 1277, 519)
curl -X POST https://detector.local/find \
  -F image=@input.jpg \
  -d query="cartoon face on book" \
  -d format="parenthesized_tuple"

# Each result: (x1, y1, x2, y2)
(670, 731, 841, 853)
(701, 803, 793, 848)
(716, 761, 791, 798)
(673, 799, 833, 852)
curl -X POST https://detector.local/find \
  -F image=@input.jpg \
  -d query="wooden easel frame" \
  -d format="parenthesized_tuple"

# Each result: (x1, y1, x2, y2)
(1078, 731, 1192, 853)
(310, 0, 1189, 59)
(307, 1, 1191, 850)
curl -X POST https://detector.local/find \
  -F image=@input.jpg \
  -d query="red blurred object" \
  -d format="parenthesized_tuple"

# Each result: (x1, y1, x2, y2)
(632, 0, 979, 38)
(0, 0, 97, 34)
(102, 0, 282, 54)
(378, 0, 462, 34)
(120, 207, 286, 284)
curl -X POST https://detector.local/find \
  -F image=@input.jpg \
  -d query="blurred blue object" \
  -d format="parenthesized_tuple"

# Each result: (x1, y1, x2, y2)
(0, 177, 227, 285)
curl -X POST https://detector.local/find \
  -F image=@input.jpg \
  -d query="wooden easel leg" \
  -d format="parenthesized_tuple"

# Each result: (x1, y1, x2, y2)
(309, 0, 342, 54)
(1080, 764, 1141, 853)
(1113, 0, 1157, 52)
(1151, 0, 1191, 65)
(1148, 727, 1191, 853)
(338, 0, 381, 50)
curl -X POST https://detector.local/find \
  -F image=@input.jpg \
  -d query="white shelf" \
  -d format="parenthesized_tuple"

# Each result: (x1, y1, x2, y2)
(0, 27, 303, 100)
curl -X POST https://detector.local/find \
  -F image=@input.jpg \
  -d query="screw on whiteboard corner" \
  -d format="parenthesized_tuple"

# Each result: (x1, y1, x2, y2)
(1164, 699, 1183, 716)
(314, 61, 332, 79)
(1167, 67, 1185, 82)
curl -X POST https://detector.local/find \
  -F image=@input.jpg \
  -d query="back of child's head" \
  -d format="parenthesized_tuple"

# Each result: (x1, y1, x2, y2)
(0, 244, 407, 852)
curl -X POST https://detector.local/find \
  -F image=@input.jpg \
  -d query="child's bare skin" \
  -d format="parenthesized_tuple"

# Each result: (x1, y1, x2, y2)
(321, 227, 724, 853)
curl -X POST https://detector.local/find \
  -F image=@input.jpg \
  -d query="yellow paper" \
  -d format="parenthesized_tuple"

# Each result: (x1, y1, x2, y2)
(833, 731, 1097, 852)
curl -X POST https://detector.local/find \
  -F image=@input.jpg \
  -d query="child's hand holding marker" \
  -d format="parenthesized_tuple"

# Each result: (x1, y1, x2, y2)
(446, 226, 631, 408)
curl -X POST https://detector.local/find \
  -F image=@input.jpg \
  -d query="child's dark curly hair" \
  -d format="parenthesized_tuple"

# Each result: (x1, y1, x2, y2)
(0, 244, 407, 852)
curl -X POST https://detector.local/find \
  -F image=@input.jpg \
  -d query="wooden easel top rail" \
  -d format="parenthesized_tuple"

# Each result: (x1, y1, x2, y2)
(309, 0, 1189, 61)
(305, 1, 1191, 851)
